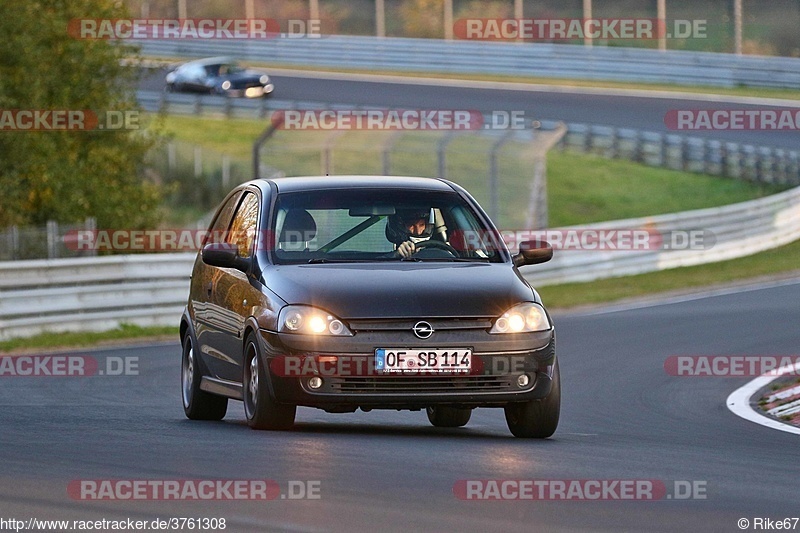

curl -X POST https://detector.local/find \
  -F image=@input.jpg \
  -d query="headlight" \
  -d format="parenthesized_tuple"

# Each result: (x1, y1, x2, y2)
(259, 74, 269, 85)
(490, 303, 550, 334)
(278, 305, 352, 336)
(221, 80, 231, 90)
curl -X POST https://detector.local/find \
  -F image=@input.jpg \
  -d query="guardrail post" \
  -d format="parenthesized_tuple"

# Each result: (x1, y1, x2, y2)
(194, 95, 202, 116)
(724, 142, 742, 179)
(788, 151, 800, 186)
(222, 154, 231, 189)
(46, 220, 58, 259)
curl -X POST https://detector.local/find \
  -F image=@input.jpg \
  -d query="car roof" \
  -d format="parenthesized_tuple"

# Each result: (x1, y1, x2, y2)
(249, 175, 455, 194)
(180, 56, 237, 67)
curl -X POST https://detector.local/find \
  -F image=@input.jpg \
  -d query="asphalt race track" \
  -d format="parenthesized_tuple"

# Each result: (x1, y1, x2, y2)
(140, 68, 800, 150)
(2, 280, 799, 532)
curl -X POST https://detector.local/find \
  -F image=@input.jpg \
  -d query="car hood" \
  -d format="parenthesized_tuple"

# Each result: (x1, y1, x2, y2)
(263, 262, 535, 319)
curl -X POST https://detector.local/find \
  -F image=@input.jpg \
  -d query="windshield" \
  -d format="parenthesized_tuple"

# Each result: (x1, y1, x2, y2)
(269, 188, 506, 264)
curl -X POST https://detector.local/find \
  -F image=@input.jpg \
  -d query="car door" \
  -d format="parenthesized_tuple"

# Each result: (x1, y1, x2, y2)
(192, 190, 241, 380)
(211, 191, 263, 382)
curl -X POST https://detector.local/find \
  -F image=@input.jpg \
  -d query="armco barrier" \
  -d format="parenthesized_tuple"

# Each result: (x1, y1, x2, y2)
(138, 36, 800, 89)
(1, 184, 800, 340)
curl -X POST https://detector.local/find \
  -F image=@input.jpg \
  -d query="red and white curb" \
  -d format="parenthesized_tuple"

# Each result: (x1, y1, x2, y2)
(726, 361, 800, 436)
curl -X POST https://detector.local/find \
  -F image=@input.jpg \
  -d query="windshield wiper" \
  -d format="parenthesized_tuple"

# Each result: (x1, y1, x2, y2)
(307, 258, 370, 264)
(413, 257, 491, 263)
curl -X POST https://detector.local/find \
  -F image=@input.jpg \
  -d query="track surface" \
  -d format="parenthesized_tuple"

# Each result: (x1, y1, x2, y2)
(2, 281, 799, 532)
(140, 68, 800, 149)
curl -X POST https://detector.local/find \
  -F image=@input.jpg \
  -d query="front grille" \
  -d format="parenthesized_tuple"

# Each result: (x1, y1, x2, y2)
(348, 318, 493, 332)
(328, 375, 514, 394)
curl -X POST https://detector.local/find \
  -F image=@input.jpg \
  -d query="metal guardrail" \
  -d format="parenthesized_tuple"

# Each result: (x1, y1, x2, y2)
(521, 184, 800, 286)
(2, 183, 799, 340)
(138, 36, 800, 89)
(0, 254, 194, 340)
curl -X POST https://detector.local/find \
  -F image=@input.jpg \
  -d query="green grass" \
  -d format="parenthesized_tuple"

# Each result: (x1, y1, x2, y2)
(546, 151, 784, 227)
(538, 238, 800, 310)
(0, 324, 178, 354)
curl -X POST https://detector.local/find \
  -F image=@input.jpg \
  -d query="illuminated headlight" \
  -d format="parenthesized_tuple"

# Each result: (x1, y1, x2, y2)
(221, 80, 231, 90)
(490, 303, 550, 334)
(259, 74, 270, 85)
(278, 305, 352, 336)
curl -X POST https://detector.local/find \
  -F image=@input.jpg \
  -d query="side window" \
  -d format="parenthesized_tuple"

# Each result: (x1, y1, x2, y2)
(204, 191, 242, 246)
(227, 192, 260, 258)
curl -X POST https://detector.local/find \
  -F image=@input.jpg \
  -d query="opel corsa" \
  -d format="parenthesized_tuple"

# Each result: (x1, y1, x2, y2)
(180, 176, 559, 438)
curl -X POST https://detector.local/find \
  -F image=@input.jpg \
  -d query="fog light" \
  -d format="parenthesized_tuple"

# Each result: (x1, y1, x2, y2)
(308, 376, 323, 390)
(517, 374, 530, 388)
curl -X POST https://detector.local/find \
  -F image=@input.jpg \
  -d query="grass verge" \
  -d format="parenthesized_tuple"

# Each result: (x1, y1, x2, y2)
(0, 324, 179, 354)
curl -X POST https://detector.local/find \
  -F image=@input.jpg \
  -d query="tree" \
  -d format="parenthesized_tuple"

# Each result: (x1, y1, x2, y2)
(0, 0, 161, 228)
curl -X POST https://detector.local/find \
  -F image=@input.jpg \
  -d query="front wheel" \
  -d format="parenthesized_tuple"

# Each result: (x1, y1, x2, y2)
(504, 360, 560, 438)
(426, 406, 471, 427)
(243, 333, 296, 430)
(181, 332, 227, 421)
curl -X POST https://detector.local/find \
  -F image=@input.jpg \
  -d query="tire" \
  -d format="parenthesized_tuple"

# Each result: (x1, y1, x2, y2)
(426, 406, 472, 428)
(504, 360, 561, 438)
(181, 332, 228, 421)
(243, 333, 296, 430)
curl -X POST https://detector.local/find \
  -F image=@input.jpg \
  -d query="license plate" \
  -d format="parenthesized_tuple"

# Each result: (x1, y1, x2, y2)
(375, 348, 472, 373)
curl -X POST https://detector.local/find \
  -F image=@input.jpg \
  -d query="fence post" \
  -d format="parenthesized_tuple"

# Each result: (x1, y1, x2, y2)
(168, 142, 176, 174)
(381, 130, 402, 175)
(10, 225, 19, 260)
(222, 154, 231, 189)
(46, 220, 59, 259)
(85, 217, 97, 257)
(322, 130, 345, 175)
(489, 130, 515, 223)
(437, 132, 460, 179)
(194, 146, 202, 178)
(526, 123, 567, 231)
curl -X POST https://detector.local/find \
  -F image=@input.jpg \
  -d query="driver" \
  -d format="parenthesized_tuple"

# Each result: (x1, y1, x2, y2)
(385, 209, 436, 258)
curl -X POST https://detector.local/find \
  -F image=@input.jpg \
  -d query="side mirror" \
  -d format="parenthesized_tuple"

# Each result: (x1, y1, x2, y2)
(513, 240, 553, 267)
(201, 242, 250, 272)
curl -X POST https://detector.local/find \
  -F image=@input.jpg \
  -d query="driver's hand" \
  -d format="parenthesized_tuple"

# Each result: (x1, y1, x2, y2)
(397, 241, 416, 258)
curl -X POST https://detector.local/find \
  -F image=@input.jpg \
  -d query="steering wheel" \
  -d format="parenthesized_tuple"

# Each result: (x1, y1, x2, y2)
(413, 240, 460, 257)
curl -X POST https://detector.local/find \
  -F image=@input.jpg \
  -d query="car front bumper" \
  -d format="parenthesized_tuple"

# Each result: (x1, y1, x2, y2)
(258, 328, 557, 411)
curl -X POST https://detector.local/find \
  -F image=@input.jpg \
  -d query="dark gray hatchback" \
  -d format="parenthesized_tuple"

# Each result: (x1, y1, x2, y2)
(180, 176, 559, 437)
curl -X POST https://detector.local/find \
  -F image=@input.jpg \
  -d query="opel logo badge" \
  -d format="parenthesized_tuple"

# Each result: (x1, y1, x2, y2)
(413, 321, 434, 339)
